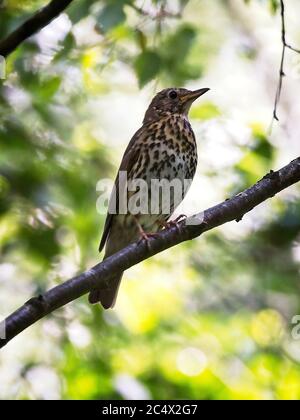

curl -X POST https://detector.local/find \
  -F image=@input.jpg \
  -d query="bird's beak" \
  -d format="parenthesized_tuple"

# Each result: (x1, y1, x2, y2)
(181, 88, 210, 104)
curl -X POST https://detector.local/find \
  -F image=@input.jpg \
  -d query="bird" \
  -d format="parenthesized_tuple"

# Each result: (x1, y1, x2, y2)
(89, 87, 210, 309)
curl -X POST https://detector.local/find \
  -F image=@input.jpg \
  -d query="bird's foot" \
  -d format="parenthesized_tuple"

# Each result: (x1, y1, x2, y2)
(161, 214, 187, 231)
(173, 214, 187, 224)
(134, 216, 159, 249)
(137, 230, 160, 250)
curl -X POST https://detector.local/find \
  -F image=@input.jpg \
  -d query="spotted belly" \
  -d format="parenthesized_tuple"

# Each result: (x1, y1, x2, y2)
(126, 147, 196, 230)
(124, 115, 197, 232)
(105, 114, 198, 255)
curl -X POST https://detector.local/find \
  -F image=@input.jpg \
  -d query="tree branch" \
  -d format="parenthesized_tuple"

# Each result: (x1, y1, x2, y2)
(129, 3, 182, 20)
(0, 0, 74, 58)
(271, 0, 300, 127)
(0, 157, 299, 348)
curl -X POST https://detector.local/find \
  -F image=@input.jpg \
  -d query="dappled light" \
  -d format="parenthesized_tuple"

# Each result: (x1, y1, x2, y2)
(0, 0, 300, 401)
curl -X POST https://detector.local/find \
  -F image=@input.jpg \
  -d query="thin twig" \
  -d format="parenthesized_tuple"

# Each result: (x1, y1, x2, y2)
(129, 3, 182, 20)
(270, 0, 300, 129)
(0, 157, 299, 349)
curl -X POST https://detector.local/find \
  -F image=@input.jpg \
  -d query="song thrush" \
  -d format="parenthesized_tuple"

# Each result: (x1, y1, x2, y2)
(89, 87, 209, 309)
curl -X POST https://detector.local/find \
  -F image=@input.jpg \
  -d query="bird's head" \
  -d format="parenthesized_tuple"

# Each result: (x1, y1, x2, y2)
(143, 87, 210, 124)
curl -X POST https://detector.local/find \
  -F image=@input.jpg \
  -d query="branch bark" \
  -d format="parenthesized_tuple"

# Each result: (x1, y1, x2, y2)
(0, 0, 74, 57)
(0, 157, 299, 349)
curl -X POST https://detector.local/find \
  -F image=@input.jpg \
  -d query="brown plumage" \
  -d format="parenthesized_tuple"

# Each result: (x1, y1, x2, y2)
(89, 87, 209, 309)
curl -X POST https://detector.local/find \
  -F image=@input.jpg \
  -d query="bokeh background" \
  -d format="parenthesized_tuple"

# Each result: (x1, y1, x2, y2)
(0, 0, 300, 400)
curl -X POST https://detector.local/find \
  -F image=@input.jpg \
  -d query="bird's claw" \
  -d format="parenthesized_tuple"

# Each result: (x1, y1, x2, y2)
(173, 214, 187, 224)
(138, 231, 160, 250)
(161, 214, 187, 231)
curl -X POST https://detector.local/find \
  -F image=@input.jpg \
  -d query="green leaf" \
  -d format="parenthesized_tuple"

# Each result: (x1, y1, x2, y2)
(250, 124, 274, 160)
(38, 76, 61, 101)
(135, 29, 147, 52)
(179, 0, 190, 9)
(236, 152, 269, 184)
(190, 102, 221, 120)
(134, 50, 161, 87)
(97, 1, 129, 32)
(67, 0, 95, 24)
(269, 0, 279, 14)
(54, 32, 76, 61)
(163, 24, 197, 64)
(159, 24, 200, 84)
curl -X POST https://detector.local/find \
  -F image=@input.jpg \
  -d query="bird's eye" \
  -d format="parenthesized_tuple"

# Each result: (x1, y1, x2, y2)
(168, 90, 178, 99)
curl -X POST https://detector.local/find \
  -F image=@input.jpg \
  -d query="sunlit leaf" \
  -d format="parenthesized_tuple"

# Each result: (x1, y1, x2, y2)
(269, 0, 279, 14)
(190, 102, 221, 120)
(39, 76, 61, 101)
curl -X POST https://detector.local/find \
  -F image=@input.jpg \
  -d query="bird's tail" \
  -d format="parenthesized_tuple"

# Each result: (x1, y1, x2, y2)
(89, 219, 135, 309)
(88, 272, 123, 309)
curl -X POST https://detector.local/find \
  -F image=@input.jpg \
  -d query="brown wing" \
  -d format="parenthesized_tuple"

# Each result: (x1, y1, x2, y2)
(99, 126, 144, 252)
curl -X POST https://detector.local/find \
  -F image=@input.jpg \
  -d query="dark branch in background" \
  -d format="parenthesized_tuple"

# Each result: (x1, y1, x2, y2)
(0, 157, 299, 349)
(271, 0, 300, 127)
(0, 0, 74, 57)
(130, 1, 186, 38)
(130, 3, 182, 19)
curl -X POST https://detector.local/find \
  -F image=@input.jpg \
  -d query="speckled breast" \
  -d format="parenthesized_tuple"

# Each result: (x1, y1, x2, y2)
(127, 113, 197, 226)
(135, 113, 197, 184)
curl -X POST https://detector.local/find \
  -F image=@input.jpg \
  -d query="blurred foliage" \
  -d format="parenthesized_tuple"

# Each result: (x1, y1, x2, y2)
(190, 101, 221, 120)
(235, 124, 275, 188)
(243, 0, 279, 14)
(0, 0, 300, 401)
